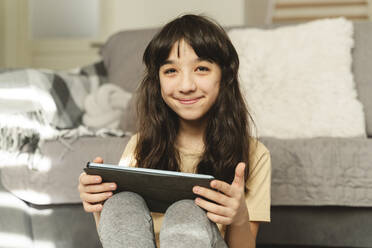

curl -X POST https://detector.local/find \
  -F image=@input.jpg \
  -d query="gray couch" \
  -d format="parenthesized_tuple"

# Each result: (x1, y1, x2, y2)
(1, 21, 372, 248)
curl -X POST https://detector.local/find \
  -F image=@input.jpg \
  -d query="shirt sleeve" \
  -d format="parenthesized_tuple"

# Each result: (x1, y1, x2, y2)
(118, 134, 138, 168)
(245, 141, 271, 222)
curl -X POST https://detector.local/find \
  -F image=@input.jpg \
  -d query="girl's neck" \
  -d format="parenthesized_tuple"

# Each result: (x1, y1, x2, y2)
(177, 118, 207, 152)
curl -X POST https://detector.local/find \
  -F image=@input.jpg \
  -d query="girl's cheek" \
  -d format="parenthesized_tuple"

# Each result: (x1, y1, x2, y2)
(160, 86, 174, 96)
(161, 81, 178, 96)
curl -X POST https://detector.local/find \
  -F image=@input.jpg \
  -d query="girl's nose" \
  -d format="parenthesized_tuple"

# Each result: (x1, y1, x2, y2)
(179, 74, 196, 93)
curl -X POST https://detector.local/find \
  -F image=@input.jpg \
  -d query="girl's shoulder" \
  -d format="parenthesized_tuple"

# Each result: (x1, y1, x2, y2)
(249, 138, 269, 154)
(249, 138, 270, 167)
(118, 133, 139, 167)
(124, 133, 140, 154)
(128, 133, 139, 145)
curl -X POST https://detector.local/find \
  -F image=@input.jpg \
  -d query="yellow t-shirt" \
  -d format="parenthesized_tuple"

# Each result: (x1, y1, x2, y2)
(118, 134, 271, 244)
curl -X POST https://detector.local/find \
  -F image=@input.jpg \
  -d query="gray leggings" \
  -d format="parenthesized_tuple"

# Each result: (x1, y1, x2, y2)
(98, 192, 228, 248)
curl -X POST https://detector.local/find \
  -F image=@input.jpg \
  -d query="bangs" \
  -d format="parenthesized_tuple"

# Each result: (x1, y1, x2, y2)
(149, 16, 229, 69)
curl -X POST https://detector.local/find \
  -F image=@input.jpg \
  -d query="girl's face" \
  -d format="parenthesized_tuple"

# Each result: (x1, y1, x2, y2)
(159, 39, 221, 124)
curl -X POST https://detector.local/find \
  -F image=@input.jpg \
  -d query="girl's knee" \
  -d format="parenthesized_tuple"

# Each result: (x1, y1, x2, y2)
(169, 199, 195, 206)
(98, 192, 156, 247)
(165, 199, 206, 219)
(104, 191, 145, 208)
(161, 199, 222, 247)
(102, 192, 151, 217)
(167, 199, 197, 211)
(100, 191, 152, 230)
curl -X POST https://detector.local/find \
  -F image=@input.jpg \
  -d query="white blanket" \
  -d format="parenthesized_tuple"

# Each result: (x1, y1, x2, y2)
(83, 84, 132, 129)
(228, 18, 366, 138)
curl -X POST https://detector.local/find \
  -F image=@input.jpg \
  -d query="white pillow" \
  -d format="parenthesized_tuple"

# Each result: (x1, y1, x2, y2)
(228, 18, 366, 138)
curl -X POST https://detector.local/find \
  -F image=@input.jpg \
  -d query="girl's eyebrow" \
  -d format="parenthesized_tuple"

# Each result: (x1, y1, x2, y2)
(161, 58, 213, 66)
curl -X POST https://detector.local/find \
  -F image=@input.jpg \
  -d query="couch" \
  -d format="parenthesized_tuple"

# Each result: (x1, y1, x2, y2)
(1, 20, 372, 248)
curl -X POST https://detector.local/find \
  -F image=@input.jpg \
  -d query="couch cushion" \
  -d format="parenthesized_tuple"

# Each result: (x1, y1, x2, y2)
(30, 204, 101, 248)
(260, 137, 372, 206)
(0, 136, 129, 205)
(228, 19, 365, 138)
(352, 22, 372, 137)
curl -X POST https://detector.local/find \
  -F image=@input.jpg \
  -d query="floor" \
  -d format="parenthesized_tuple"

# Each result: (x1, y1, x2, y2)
(257, 245, 361, 248)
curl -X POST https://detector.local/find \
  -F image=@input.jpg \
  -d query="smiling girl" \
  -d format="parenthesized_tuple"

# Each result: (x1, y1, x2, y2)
(78, 14, 271, 248)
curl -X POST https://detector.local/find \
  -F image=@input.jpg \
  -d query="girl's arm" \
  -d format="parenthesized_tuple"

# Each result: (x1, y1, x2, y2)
(225, 221, 259, 247)
(93, 212, 101, 229)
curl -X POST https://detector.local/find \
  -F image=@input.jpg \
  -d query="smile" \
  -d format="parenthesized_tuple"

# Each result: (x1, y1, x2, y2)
(177, 97, 202, 105)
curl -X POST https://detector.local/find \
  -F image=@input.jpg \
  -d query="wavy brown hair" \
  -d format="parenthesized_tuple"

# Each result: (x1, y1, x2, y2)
(135, 14, 255, 185)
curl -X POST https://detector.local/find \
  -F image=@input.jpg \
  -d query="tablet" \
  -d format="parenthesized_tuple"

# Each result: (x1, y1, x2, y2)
(84, 162, 215, 213)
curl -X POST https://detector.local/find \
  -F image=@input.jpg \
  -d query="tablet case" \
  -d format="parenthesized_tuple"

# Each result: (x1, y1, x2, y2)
(84, 162, 215, 213)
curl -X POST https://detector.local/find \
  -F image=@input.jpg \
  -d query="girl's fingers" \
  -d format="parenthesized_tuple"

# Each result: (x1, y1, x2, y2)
(209, 164, 246, 198)
(83, 201, 103, 213)
(80, 157, 105, 213)
(210, 180, 234, 197)
(195, 197, 232, 217)
(206, 211, 231, 225)
(84, 182, 117, 193)
(79, 172, 102, 185)
(193, 186, 230, 206)
(80, 191, 113, 204)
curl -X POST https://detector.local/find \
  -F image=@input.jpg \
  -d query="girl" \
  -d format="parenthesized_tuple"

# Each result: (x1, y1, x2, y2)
(79, 14, 271, 248)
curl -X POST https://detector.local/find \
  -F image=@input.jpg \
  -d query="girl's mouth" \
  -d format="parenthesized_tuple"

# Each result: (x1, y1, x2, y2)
(178, 97, 202, 105)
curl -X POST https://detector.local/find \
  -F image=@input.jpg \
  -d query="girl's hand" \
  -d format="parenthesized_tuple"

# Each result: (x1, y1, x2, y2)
(78, 157, 117, 213)
(193, 162, 249, 226)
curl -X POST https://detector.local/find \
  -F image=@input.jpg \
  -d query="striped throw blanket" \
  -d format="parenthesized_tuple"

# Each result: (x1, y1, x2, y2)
(0, 61, 126, 170)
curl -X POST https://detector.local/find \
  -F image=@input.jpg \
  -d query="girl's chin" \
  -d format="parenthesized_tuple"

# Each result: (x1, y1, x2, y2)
(178, 113, 208, 123)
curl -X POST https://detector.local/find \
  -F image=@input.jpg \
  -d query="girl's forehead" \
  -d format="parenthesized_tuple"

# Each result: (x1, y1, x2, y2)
(168, 39, 196, 59)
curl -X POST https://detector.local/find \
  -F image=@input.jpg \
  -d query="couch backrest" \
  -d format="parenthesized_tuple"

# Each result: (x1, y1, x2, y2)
(352, 22, 372, 136)
(100, 22, 372, 136)
(100, 28, 158, 93)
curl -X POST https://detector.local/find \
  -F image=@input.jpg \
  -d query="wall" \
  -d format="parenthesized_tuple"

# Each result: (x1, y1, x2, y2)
(1, 0, 31, 68)
(0, 0, 5, 67)
(29, 0, 100, 38)
(100, 0, 245, 41)
(272, 0, 372, 23)
(245, 0, 273, 25)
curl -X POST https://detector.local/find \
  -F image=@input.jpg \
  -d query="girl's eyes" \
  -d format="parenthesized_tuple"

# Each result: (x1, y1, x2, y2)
(196, 66, 210, 72)
(164, 68, 176, 74)
(163, 66, 210, 75)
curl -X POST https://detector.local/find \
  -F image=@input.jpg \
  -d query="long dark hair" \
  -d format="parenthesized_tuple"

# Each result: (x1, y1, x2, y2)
(135, 14, 255, 185)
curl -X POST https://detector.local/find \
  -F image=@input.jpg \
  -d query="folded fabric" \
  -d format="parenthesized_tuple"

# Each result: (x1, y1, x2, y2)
(0, 68, 94, 158)
(0, 63, 107, 129)
(0, 62, 110, 171)
(83, 83, 132, 129)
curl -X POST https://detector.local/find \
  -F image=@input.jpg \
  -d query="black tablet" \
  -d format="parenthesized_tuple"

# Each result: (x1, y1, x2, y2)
(84, 162, 215, 213)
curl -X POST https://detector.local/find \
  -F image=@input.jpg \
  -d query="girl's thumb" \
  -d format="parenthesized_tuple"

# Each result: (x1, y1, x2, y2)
(93, 157, 104, 163)
(233, 162, 245, 187)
